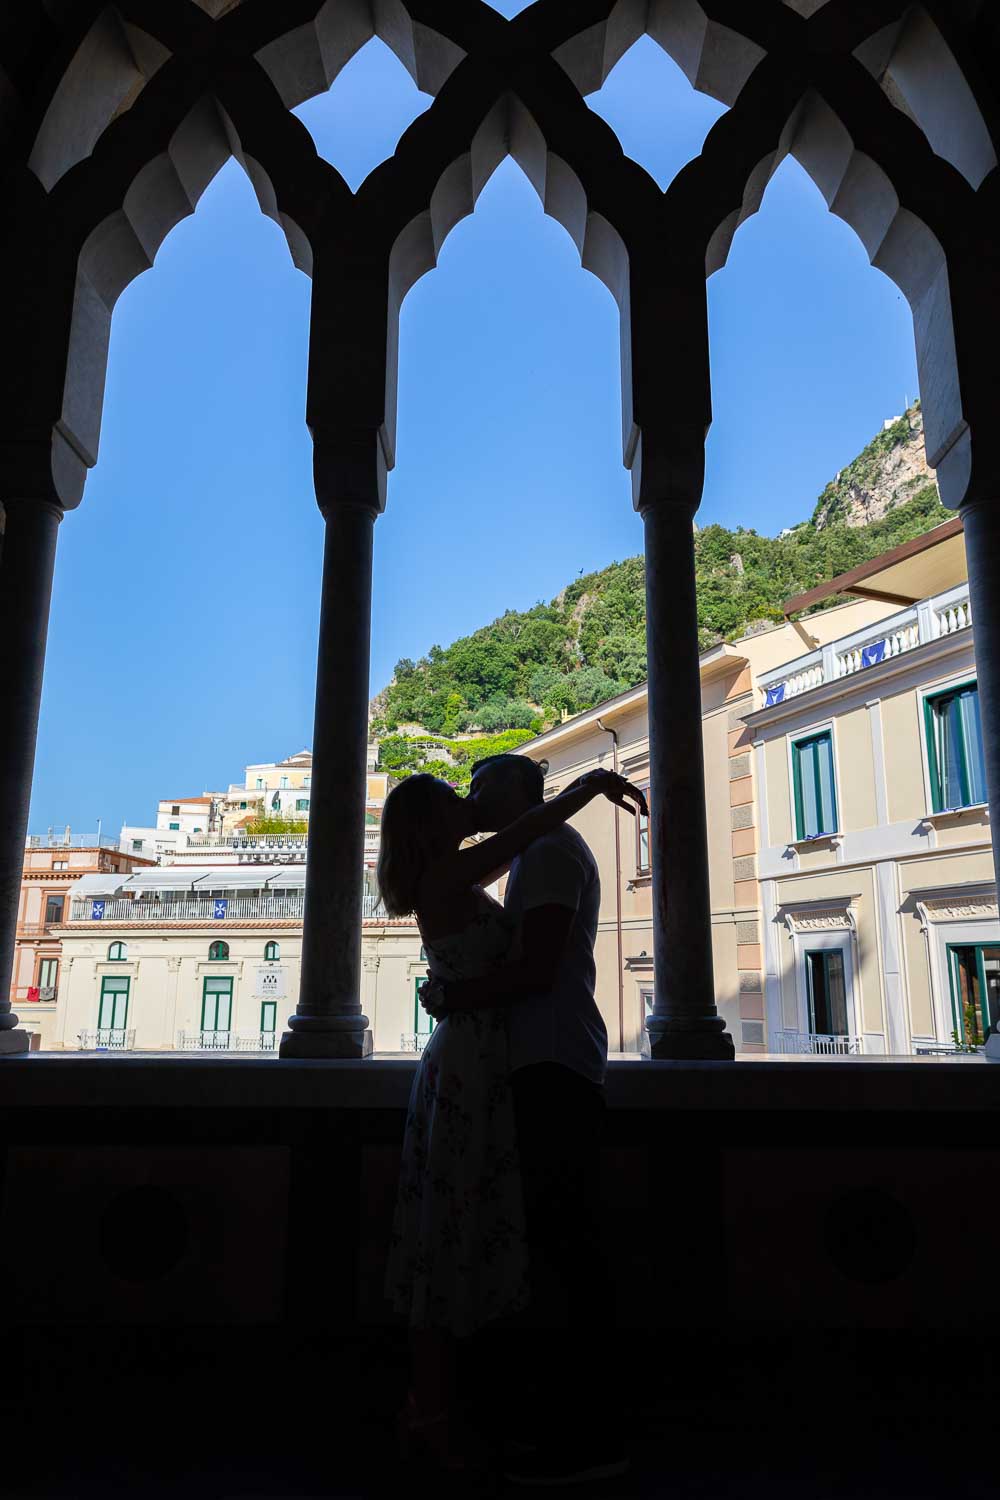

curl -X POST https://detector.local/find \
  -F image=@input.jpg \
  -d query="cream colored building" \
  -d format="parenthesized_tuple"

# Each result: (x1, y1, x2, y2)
(49, 864, 429, 1055)
(514, 520, 990, 1056)
(218, 746, 390, 834)
(11, 835, 154, 1047)
(749, 521, 995, 1055)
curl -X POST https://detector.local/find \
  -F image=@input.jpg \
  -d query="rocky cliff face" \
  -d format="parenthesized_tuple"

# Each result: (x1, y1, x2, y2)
(812, 402, 936, 531)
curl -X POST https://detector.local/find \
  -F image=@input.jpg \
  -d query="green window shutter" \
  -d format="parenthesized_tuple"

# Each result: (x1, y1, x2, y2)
(260, 1001, 277, 1034)
(926, 682, 984, 811)
(792, 732, 837, 839)
(414, 977, 434, 1036)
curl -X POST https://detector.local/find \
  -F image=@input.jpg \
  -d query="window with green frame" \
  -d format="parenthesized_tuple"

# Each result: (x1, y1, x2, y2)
(805, 949, 849, 1036)
(202, 976, 232, 1033)
(947, 945, 1000, 1045)
(792, 731, 838, 839)
(295, 798, 309, 811)
(414, 977, 434, 1037)
(107, 940, 127, 961)
(98, 974, 130, 1030)
(260, 1000, 277, 1034)
(924, 681, 987, 812)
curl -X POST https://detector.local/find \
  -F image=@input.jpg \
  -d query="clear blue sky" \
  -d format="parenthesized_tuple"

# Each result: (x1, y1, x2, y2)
(31, 32, 919, 835)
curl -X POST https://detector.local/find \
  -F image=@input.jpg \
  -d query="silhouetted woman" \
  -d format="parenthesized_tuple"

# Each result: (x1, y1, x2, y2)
(379, 769, 631, 1473)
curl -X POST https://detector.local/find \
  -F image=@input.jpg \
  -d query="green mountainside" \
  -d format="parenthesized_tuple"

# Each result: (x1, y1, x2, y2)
(372, 404, 950, 783)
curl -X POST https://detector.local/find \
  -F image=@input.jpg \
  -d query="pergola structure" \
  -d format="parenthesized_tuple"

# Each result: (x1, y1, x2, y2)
(2, 1, 999, 1062)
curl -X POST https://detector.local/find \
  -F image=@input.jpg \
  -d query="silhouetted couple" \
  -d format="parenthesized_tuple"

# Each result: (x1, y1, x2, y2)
(379, 753, 646, 1485)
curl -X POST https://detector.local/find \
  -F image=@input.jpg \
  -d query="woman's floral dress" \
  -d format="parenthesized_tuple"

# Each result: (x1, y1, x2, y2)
(384, 888, 530, 1337)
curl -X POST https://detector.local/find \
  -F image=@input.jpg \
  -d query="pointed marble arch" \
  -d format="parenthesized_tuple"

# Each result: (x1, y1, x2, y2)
(11, 0, 996, 513)
(545, 0, 981, 509)
(44, 50, 345, 508)
(297, 39, 675, 511)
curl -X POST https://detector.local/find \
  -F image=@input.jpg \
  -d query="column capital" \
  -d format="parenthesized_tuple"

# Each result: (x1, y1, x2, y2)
(629, 427, 706, 518)
(312, 426, 388, 519)
(0, 435, 81, 513)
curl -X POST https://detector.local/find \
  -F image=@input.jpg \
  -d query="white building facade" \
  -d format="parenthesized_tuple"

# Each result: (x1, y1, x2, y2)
(50, 865, 429, 1055)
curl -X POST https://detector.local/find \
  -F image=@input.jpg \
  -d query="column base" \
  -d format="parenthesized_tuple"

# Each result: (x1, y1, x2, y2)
(279, 1027, 374, 1060)
(646, 1017, 735, 1061)
(0, 1028, 30, 1056)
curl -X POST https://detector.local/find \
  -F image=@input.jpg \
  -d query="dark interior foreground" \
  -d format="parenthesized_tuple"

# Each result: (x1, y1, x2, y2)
(3, 1054, 998, 1496)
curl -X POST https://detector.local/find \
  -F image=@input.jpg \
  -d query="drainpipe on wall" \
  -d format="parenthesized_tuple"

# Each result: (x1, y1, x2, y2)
(597, 718, 625, 1055)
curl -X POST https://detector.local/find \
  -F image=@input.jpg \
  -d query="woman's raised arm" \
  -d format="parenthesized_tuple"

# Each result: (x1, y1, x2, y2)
(424, 771, 646, 895)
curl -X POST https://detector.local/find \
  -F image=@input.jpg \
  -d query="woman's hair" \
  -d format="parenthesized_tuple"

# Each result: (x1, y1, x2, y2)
(376, 774, 454, 917)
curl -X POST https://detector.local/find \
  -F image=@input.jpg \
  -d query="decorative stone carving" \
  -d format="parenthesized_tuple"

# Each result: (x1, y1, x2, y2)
(917, 895, 998, 927)
(781, 903, 856, 934)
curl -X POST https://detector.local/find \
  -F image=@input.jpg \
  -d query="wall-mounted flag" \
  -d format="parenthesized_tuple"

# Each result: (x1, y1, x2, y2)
(214, 899, 228, 920)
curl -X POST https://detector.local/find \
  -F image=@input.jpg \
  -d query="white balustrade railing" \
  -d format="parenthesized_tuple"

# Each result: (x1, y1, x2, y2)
(69, 890, 387, 923)
(931, 583, 972, 638)
(834, 616, 919, 679)
(187, 833, 308, 849)
(399, 1033, 431, 1053)
(77, 1028, 136, 1050)
(775, 1030, 863, 1056)
(234, 1033, 278, 1052)
(177, 1031, 278, 1052)
(177, 1030, 234, 1051)
(758, 581, 973, 708)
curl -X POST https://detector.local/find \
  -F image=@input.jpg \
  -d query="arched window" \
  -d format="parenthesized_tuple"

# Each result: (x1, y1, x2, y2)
(264, 940, 280, 961)
(107, 940, 128, 961)
(208, 940, 229, 961)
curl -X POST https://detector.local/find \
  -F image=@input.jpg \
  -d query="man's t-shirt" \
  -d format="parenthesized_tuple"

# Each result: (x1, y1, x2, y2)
(504, 824, 607, 1088)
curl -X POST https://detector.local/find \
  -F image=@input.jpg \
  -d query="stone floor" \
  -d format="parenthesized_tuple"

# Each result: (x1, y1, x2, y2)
(5, 1325, 995, 1498)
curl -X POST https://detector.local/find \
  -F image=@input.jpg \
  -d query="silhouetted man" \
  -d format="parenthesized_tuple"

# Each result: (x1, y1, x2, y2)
(464, 753, 630, 1486)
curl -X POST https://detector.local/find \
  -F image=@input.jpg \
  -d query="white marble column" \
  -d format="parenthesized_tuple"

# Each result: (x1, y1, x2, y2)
(640, 494, 734, 1060)
(280, 439, 381, 1059)
(1, 499, 62, 1056)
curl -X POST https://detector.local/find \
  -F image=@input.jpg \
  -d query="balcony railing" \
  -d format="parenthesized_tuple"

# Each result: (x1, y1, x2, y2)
(68, 890, 387, 924)
(26, 832, 121, 850)
(758, 581, 973, 707)
(234, 1033, 278, 1052)
(399, 1033, 431, 1053)
(186, 832, 309, 849)
(177, 1031, 278, 1052)
(77, 1028, 136, 1050)
(775, 1030, 863, 1055)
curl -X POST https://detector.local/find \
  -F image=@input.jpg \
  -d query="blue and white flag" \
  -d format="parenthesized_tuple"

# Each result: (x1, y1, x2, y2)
(861, 639, 887, 668)
(214, 899, 228, 920)
(91, 900, 105, 920)
(764, 683, 786, 708)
